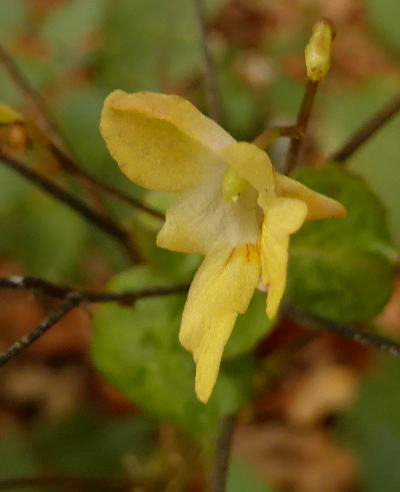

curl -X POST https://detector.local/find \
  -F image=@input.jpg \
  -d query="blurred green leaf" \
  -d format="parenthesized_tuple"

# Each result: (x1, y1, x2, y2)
(287, 165, 397, 322)
(0, 0, 27, 42)
(340, 356, 400, 492)
(0, 433, 42, 492)
(224, 290, 274, 358)
(320, 80, 400, 246)
(31, 412, 157, 476)
(0, 412, 157, 491)
(40, 0, 106, 71)
(227, 457, 275, 492)
(96, 0, 203, 91)
(91, 265, 254, 441)
(365, 0, 400, 54)
(0, 186, 88, 283)
(218, 64, 265, 140)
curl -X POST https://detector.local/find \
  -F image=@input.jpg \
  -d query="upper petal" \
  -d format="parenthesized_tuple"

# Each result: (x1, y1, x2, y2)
(100, 90, 235, 192)
(274, 172, 346, 221)
(179, 244, 260, 402)
(261, 197, 308, 319)
(219, 142, 276, 196)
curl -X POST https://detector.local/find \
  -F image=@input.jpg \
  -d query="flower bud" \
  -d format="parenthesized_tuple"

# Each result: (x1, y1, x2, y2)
(305, 20, 335, 82)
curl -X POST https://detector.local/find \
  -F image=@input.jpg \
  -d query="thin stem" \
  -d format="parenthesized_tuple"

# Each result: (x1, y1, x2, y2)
(329, 92, 400, 163)
(284, 80, 318, 174)
(283, 303, 400, 358)
(0, 275, 188, 305)
(193, 0, 221, 124)
(209, 414, 236, 492)
(0, 294, 82, 367)
(0, 151, 141, 262)
(252, 125, 300, 150)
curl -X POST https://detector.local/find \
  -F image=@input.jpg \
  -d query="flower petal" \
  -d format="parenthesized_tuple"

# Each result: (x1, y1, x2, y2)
(274, 173, 346, 220)
(100, 90, 234, 192)
(157, 167, 261, 255)
(179, 244, 260, 402)
(261, 198, 308, 319)
(219, 142, 276, 196)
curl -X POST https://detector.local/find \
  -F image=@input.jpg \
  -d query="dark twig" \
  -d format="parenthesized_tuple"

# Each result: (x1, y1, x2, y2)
(209, 414, 236, 492)
(0, 475, 134, 491)
(284, 303, 400, 358)
(0, 151, 141, 262)
(0, 275, 189, 305)
(329, 92, 400, 163)
(0, 276, 188, 367)
(285, 79, 318, 173)
(0, 294, 82, 367)
(47, 141, 164, 220)
(193, 0, 221, 123)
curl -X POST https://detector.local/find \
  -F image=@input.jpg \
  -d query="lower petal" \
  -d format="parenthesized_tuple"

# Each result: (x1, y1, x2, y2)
(179, 243, 260, 402)
(261, 198, 308, 319)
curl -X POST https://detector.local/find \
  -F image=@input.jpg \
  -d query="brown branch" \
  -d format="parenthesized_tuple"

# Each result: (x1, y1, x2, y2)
(0, 276, 188, 367)
(0, 42, 163, 219)
(284, 80, 318, 173)
(193, 0, 222, 124)
(329, 92, 400, 163)
(0, 151, 141, 262)
(283, 303, 400, 358)
(209, 414, 236, 492)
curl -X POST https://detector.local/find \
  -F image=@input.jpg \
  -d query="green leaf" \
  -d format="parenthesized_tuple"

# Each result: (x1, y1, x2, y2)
(96, 0, 203, 91)
(227, 457, 275, 492)
(30, 412, 157, 477)
(40, 0, 106, 71)
(224, 290, 274, 358)
(0, 0, 27, 42)
(339, 356, 400, 492)
(320, 80, 400, 247)
(365, 0, 400, 54)
(91, 265, 253, 441)
(0, 187, 88, 283)
(287, 165, 397, 322)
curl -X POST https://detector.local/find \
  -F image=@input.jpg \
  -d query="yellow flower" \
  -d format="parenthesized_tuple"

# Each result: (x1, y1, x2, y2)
(100, 90, 346, 403)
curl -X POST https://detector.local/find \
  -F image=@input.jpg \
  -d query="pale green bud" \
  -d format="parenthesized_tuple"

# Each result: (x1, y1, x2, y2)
(305, 20, 335, 82)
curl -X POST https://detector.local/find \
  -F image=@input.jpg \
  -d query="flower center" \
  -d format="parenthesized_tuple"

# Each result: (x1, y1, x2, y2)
(222, 166, 248, 203)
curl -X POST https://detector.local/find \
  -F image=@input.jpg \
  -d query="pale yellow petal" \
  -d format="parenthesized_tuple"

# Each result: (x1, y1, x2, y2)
(194, 311, 237, 403)
(219, 142, 275, 196)
(274, 172, 346, 221)
(261, 198, 308, 319)
(179, 244, 260, 402)
(0, 103, 23, 124)
(100, 90, 234, 192)
(157, 168, 261, 255)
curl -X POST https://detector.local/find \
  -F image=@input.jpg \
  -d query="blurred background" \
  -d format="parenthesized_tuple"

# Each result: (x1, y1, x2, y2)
(1, 0, 400, 491)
